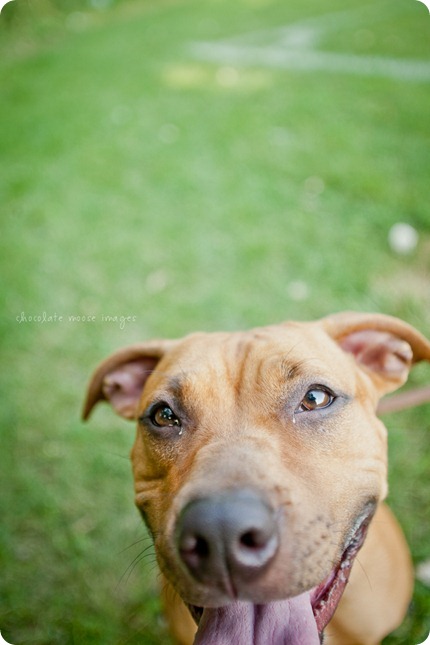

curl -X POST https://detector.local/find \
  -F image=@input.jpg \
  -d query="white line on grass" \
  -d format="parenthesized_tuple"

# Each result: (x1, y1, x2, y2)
(191, 43, 430, 82)
(189, 5, 430, 83)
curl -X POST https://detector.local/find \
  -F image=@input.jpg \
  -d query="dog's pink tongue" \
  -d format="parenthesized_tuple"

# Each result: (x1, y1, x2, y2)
(193, 593, 319, 645)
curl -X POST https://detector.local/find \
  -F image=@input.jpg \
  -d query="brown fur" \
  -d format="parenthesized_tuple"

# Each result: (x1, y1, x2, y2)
(83, 313, 430, 644)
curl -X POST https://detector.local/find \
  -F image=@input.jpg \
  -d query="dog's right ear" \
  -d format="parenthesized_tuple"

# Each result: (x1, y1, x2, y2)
(82, 340, 176, 421)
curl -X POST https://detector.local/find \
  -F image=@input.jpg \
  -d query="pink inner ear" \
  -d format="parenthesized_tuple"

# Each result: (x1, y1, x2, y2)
(339, 330, 413, 379)
(102, 358, 159, 419)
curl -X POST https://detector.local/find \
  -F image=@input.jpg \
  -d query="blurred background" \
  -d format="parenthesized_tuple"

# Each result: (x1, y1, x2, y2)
(1, 0, 429, 642)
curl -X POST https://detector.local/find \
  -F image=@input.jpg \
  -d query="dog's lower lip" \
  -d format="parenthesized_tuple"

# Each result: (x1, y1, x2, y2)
(310, 507, 374, 632)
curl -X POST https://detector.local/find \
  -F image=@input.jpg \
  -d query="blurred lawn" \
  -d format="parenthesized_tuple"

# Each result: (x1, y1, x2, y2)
(1, 0, 430, 643)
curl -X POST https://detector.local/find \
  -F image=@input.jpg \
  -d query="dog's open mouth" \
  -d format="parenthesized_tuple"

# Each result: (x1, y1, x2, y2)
(188, 507, 374, 645)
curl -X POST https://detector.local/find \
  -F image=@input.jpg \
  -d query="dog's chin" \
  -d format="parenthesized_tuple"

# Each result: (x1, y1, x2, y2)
(185, 505, 375, 645)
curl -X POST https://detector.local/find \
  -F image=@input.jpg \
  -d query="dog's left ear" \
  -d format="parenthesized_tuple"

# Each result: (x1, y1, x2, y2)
(323, 312, 430, 397)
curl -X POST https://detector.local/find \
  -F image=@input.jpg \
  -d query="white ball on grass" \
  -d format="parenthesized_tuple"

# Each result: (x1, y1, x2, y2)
(388, 223, 418, 255)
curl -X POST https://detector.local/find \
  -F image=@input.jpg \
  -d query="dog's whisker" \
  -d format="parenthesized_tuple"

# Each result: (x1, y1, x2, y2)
(147, 561, 161, 576)
(119, 553, 159, 588)
(117, 535, 154, 555)
(354, 556, 373, 592)
(117, 543, 157, 588)
(99, 450, 130, 461)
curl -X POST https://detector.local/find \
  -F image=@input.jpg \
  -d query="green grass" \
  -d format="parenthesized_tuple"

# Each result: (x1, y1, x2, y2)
(1, 0, 430, 642)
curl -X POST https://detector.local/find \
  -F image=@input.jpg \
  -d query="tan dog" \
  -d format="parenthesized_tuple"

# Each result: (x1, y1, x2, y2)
(83, 312, 430, 645)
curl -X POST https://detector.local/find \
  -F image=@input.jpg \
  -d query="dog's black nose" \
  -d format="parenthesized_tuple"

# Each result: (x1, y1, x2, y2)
(176, 489, 279, 587)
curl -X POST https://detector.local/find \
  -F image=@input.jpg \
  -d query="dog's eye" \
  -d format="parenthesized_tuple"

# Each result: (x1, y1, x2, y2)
(150, 404, 181, 428)
(298, 388, 334, 412)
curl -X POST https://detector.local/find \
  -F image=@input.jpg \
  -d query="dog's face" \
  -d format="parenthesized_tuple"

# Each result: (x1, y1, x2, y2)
(129, 325, 386, 603)
(83, 313, 430, 641)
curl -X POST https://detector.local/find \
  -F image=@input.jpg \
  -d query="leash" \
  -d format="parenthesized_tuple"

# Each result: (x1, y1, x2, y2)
(377, 386, 430, 415)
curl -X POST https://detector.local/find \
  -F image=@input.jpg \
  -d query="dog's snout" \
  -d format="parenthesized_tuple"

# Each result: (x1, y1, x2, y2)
(176, 490, 279, 588)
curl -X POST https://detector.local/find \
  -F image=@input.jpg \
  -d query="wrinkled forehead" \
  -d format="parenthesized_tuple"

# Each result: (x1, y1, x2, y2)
(143, 323, 356, 401)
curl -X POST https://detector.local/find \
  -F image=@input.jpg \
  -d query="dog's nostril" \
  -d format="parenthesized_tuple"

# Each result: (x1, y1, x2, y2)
(181, 534, 210, 559)
(240, 530, 262, 549)
(195, 536, 210, 557)
(234, 523, 279, 571)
